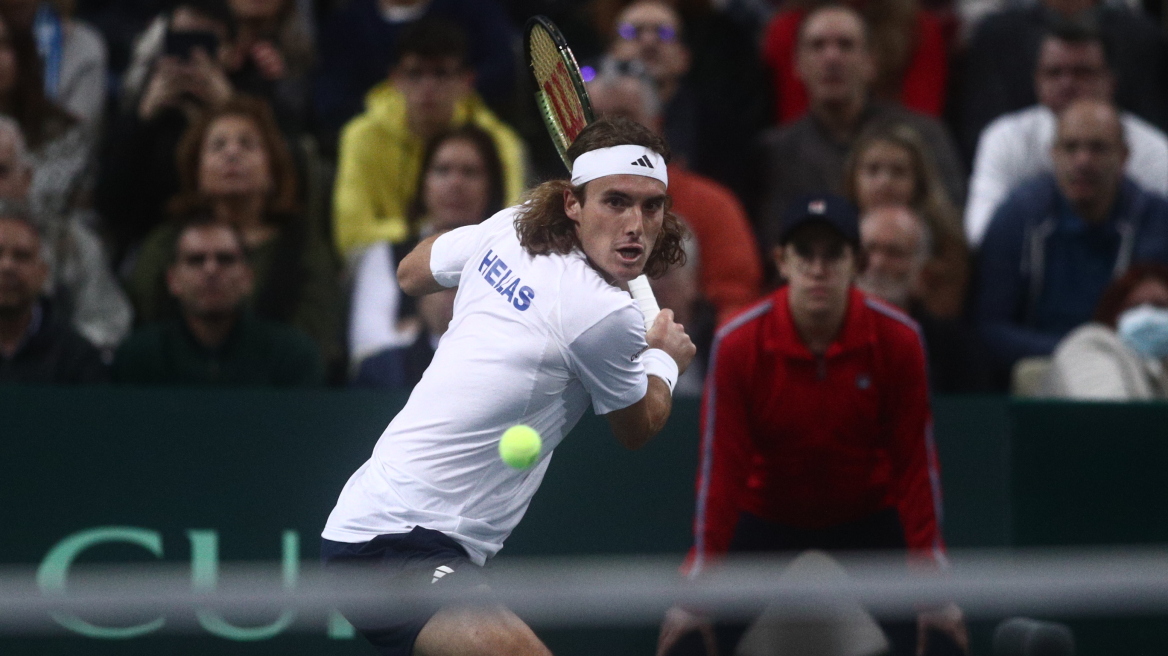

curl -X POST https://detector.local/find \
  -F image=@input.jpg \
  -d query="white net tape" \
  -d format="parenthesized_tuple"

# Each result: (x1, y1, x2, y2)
(1, 548, 1167, 634)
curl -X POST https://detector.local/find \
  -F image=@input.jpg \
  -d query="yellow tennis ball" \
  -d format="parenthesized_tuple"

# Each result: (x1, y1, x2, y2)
(499, 425, 542, 469)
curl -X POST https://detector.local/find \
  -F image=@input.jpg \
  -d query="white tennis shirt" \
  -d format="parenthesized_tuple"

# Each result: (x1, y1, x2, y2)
(323, 207, 651, 564)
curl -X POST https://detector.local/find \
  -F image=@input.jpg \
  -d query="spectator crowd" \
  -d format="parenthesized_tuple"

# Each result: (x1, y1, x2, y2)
(1, 0, 1167, 401)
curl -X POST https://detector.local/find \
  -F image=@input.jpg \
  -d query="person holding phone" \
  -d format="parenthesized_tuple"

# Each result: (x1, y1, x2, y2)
(98, 0, 239, 261)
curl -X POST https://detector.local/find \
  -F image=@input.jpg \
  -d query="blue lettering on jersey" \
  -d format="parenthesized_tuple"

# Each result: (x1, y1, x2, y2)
(479, 250, 498, 273)
(500, 278, 519, 302)
(477, 251, 535, 311)
(513, 286, 535, 311)
(484, 258, 506, 286)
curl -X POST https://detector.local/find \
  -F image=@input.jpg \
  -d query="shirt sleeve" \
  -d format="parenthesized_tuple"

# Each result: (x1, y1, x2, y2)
(566, 304, 649, 415)
(685, 328, 753, 575)
(429, 222, 487, 288)
(965, 118, 1021, 248)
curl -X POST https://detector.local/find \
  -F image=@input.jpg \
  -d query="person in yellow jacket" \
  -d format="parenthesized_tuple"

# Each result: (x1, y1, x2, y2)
(332, 19, 528, 258)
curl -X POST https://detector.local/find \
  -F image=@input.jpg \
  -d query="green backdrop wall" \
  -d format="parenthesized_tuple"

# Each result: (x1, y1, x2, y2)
(0, 388, 1163, 654)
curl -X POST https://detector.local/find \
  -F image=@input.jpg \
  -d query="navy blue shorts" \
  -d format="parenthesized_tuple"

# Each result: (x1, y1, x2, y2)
(321, 527, 486, 656)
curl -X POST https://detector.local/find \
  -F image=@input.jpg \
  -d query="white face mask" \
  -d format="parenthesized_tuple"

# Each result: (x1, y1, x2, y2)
(1117, 304, 1168, 359)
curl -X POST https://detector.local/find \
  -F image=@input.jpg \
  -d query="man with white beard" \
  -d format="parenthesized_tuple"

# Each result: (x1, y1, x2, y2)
(858, 206, 990, 392)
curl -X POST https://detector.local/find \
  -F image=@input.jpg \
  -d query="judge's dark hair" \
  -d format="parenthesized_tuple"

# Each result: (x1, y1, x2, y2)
(514, 117, 686, 279)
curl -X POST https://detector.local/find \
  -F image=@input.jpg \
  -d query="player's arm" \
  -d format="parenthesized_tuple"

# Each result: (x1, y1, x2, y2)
(605, 310, 696, 450)
(397, 234, 446, 296)
(398, 218, 492, 296)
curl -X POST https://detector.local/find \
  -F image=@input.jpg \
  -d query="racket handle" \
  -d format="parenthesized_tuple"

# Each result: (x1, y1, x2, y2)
(628, 275, 660, 329)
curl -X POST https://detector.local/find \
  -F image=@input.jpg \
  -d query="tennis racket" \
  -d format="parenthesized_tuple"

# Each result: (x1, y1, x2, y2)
(524, 16, 661, 330)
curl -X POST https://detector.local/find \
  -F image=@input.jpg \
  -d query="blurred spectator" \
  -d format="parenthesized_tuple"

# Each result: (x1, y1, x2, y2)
(858, 206, 990, 392)
(604, 0, 768, 195)
(965, 22, 1168, 247)
(586, 64, 762, 325)
(0, 211, 105, 383)
(0, 13, 88, 219)
(222, 0, 315, 134)
(331, 18, 526, 257)
(659, 193, 961, 656)
(0, 117, 130, 350)
(313, 0, 516, 140)
(1047, 263, 1168, 399)
(349, 125, 503, 388)
(114, 218, 322, 385)
(761, 0, 948, 124)
(842, 122, 967, 319)
(975, 99, 1168, 375)
(958, 0, 1168, 157)
(127, 96, 341, 366)
(119, 0, 310, 131)
(753, 5, 963, 247)
(99, 0, 237, 256)
(0, 0, 108, 132)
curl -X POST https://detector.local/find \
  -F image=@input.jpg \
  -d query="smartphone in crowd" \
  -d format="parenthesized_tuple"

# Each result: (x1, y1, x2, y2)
(163, 30, 219, 60)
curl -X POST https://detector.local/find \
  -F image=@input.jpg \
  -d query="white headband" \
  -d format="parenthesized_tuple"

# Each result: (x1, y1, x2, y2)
(570, 145, 668, 188)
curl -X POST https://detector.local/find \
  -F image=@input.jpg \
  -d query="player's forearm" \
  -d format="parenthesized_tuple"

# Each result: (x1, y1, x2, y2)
(610, 377, 672, 450)
(397, 234, 447, 297)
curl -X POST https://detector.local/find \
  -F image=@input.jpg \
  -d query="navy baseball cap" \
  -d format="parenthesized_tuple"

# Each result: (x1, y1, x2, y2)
(775, 193, 860, 247)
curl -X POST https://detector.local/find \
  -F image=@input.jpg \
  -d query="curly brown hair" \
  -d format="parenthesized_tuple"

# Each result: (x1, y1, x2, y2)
(168, 95, 299, 221)
(515, 117, 686, 279)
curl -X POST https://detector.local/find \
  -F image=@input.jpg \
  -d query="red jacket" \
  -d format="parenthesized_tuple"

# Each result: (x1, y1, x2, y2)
(688, 287, 944, 574)
(761, 8, 949, 124)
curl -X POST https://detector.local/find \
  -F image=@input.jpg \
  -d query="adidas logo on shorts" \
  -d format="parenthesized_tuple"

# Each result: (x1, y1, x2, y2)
(431, 565, 454, 584)
(630, 155, 655, 169)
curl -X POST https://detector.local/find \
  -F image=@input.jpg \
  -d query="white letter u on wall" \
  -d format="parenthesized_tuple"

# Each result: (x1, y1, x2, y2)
(187, 529, 299, 641)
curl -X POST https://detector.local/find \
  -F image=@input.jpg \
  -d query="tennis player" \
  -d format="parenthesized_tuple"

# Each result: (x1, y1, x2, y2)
(322, 116, 696, 656)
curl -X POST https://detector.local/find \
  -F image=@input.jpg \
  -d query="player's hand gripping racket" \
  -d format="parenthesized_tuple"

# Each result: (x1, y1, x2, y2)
(525, 16, 661, 330)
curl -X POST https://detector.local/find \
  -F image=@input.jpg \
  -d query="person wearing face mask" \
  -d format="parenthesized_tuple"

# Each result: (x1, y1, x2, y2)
(348, 125, 504, 388)
(975, 99, 1168, 384)
(1047, 264, 1168, 399)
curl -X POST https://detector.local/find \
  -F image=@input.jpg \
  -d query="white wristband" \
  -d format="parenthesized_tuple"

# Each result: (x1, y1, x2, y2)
(641, 348, 679, 395)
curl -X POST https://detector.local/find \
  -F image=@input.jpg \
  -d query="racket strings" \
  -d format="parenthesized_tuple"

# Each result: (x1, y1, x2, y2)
(528, 26, 588, 161)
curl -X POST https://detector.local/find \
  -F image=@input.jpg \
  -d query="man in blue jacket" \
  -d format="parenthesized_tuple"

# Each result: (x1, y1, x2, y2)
(976, 98, 1168, 375)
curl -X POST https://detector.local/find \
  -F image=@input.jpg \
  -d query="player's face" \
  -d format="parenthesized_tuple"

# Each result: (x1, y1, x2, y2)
(565, 174, 667, 286)
(198, 115, 273, 199)
(167, 226, 254, 318)
(775, 223, 857, 318)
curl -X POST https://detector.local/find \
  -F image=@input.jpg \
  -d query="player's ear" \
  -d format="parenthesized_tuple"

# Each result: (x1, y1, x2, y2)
(564, 188, 583, 222)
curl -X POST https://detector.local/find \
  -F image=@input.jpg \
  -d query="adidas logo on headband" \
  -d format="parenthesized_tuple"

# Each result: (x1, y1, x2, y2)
(570, 145, 669, 187)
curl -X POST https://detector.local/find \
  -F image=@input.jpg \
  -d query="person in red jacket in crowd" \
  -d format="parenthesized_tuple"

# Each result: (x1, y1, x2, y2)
(657, 193, 967, 656)
(763, 0, 949, 124)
